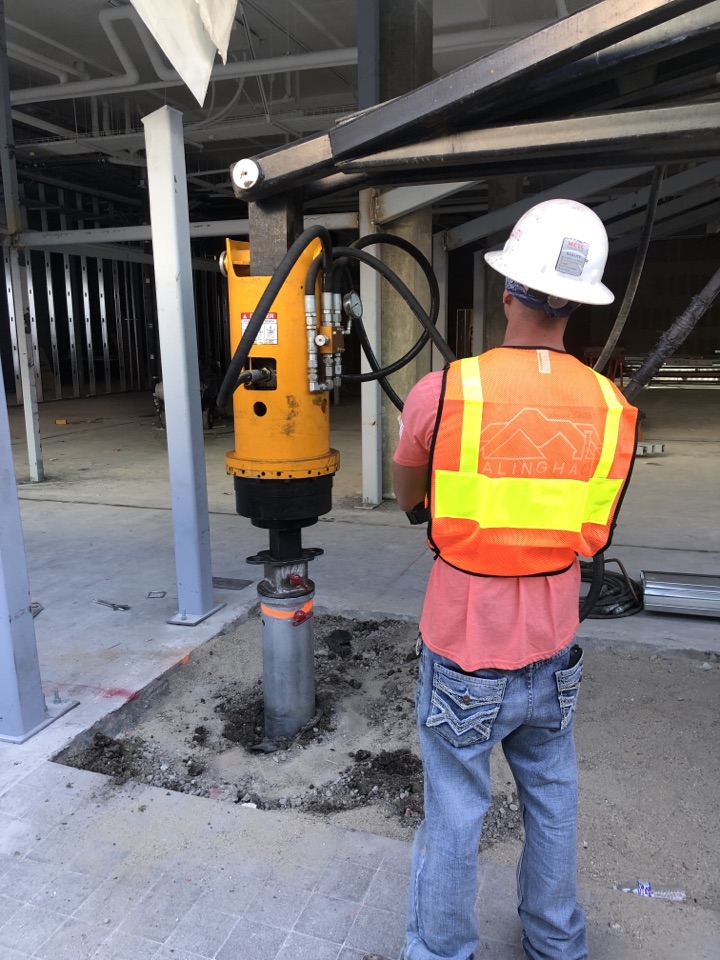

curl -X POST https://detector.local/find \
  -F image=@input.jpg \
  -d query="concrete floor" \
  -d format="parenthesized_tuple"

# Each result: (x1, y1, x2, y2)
(1, 385, 719, 959)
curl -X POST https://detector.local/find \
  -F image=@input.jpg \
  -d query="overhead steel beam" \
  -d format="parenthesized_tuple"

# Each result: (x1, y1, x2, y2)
(336, 103, 720, 179)
(593, 160, 720, 222)
(611, 200, 720, 252)
(375, 181, 479, 225)
(234, 0, 715, 199)
(608, 184, 720, 239)
(445, 168, 652, 250)
(15, 213, 358, 248)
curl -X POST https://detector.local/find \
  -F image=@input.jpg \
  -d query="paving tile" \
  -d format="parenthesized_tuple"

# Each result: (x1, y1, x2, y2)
(476, 903, 523, 947)
(337, 948, 384, 960)
(31, 865, 103, 913)
(244, 875, 313, 929)
(0, 894, 23, 927)
(2, 857, 64, 904)
(215, 917, 288, 960)
(0, 901, 67, 954)
(119, 875, 204, 942)
(315, 858, 376, 903)
(476, 936, 526, 959)
(344, 904, 405, 959)
(33, 916, 110, 960)
(164, 904, 238, 958)
(152, 949, 207, 960)
(335, 830, 404, 868)
(192, 862, 270, 917)
(74, 873, 158, 928)
(0, 852, 14, 879)
(364, 864, 408, 914)
(378, 837, 414, 877)
(294, 891, 360, 943)
(0, 816, 44, 858)
(275, 930, 341, 960)
(476, 859, 517, 904)
(91, 930, 162, 960)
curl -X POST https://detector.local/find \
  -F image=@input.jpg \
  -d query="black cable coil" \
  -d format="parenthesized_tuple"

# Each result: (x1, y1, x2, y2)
(579, 557, 643, 619)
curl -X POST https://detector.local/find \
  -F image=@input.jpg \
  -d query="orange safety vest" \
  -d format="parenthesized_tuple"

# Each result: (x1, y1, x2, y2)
(428, 348, 638, 577)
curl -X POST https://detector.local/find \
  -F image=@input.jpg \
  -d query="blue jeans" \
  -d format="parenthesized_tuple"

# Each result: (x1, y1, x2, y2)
(405, 642, 587, 960)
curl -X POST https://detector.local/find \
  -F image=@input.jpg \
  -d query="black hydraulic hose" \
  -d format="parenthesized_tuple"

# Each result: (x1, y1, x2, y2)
(333, 246, 455, 378)
(579, 554, 606, 622)
(580, 557, 643, 619)
(217, 226, 333, 410)
(594, 165, 665, 376)
(352, 233, 454, 365)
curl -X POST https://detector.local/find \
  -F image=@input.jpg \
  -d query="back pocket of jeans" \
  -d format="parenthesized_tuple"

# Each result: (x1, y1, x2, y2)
(554, 649, 584, 730)
(426, 663, 507, 747)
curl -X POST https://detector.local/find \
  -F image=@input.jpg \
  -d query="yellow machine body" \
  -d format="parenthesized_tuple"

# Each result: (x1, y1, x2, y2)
(224, 239, 340, 481)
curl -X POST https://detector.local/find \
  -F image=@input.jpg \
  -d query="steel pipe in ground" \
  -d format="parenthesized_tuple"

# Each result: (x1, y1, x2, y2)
(259, 586, 316, 740)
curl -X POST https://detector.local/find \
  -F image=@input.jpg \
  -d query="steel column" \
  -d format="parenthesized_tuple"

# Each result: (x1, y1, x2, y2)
(431, 232, 448, 372)
(0, 366, 49, 742)
(359, 189, 382, 506)
(112, 260, 127, 391)
(57, 190, 81, 398)
(142, 105, 223, 625)
(38, 185, 62, 399)
(76, 195, 96, 396)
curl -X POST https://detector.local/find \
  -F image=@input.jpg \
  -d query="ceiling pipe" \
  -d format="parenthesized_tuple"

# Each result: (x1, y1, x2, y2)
(8, 8, 558, 107)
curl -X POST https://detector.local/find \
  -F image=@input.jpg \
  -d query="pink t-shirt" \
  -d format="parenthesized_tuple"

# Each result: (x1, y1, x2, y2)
(394, 371, 580, 671)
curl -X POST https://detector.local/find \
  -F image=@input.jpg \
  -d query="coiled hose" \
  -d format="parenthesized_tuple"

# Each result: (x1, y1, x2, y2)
(580, 557, 643, 618)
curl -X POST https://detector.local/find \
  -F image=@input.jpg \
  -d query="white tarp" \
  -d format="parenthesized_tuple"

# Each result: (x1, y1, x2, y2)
(130, 0, 238, 106)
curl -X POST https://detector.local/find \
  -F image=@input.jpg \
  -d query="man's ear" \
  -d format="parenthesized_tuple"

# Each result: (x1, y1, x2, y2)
(502, 290, 513, 306)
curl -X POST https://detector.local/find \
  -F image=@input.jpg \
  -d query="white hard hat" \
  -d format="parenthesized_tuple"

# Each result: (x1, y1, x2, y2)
(484, 198, 614, 306)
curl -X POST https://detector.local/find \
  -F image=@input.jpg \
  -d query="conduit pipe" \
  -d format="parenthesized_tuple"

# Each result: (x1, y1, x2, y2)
(7, 8, 558, 108)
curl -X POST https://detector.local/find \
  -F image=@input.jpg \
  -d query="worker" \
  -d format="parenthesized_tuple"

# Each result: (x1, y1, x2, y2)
(393, 198, 638, 960)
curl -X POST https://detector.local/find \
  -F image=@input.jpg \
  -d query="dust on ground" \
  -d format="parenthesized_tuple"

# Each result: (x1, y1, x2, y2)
(57, 613, 720, 917)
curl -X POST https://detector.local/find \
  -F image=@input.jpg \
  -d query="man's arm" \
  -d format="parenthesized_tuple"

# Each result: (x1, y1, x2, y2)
(392, 462, 429, 512)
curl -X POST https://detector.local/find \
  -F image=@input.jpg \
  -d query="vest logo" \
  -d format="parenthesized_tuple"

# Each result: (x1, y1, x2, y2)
(479, 407, 600, 478)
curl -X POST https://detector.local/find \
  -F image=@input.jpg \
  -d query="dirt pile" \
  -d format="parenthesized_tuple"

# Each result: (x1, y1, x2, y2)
(57, 614, 523, 847)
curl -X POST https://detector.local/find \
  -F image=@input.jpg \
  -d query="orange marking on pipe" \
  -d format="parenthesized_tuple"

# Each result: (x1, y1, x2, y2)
(261, 599, 314, 621)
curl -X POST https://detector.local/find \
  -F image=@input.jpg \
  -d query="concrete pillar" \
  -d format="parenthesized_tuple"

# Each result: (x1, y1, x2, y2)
(380, 209, 433, 496)
(358, 0, 434, 497)
(484, 177, 524, 350)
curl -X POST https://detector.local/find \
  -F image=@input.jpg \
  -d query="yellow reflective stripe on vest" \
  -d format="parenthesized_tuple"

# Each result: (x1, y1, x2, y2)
(590, 369, 623, 480)
(458, 357, 483, 473)
(434, 364, 625, 532)
(434, 471, 623, 531)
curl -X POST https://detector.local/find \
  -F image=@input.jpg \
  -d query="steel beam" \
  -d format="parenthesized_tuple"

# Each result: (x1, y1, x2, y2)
(336, 103, 720, 179)
(235, 0, 714, 199)
(376, 182, 479, 226)
(445, 168, 652, 250)
(611, 200, 720, 253)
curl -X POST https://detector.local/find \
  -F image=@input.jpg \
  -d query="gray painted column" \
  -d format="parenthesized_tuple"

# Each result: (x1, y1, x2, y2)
(0, 366, 49, 742)
(0, 2, 44, 482)
(431, 233, 449, 372)
(142, 106, 223, 626)
(484, 177, 524, 349)
(359, 190, 383, 505)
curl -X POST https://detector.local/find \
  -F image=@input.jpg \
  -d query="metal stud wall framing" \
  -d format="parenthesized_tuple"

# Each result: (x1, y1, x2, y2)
(1, 183, 230, 405)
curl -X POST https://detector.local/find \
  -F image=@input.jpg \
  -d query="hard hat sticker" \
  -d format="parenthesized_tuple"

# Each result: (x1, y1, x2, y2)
(242, 312, 278, 344)
(555, 238, 589, 277)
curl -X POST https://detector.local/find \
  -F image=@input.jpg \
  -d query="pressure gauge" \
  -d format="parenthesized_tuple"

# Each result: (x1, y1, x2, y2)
(342, 290, 363, 321)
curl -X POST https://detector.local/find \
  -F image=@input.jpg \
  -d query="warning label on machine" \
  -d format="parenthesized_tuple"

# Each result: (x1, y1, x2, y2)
(241, 312, 278, 344)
